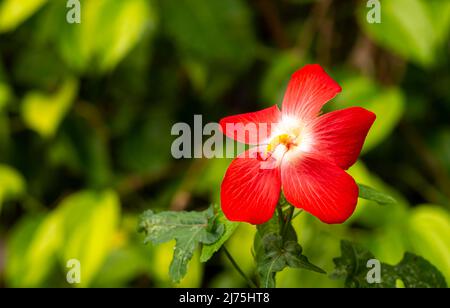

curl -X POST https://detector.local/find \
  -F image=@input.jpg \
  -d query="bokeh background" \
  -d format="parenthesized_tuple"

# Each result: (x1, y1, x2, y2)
(0, 0, 449, 288)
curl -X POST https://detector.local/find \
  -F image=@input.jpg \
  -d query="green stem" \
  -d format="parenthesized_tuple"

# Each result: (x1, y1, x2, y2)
(292, 209, 304, 221)
(223, 246, 257, 288)
(277, 206, 285, 229)
(281, 205, 295, 238)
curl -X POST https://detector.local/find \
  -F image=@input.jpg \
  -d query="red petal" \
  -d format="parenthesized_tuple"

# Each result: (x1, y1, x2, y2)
(221, 147, 281, 224)
(281, 152, 358, 224)
(219, 105, 281, 145)
(281, 64, 341, 122)
(305, 107, 376, 170)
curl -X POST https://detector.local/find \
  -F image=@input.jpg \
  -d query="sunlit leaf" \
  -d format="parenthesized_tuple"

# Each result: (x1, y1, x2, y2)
(58, 0, 155, 72)
(0, 0, 48, 32)
(139, 205, 224, 283)
(94, 0, 156, 71)
(5, 212, 63, 287)
(92, 215, 152, 287)
(0, 164, 25, 213)
(408, 205, 450, 285)
(57, 190, 121, 287)
(21, 78, 78, 138)
(359, 0, 436, 66)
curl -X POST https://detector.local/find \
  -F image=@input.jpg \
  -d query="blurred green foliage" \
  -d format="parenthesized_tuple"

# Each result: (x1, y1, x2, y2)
(0, 0, 449, 288)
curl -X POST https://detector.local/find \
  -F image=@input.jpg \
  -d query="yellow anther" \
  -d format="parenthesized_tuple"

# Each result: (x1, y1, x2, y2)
(266, 134, 292, 154)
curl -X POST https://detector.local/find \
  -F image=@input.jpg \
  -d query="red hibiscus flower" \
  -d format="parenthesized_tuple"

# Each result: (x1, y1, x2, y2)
(219, 64, 376, 225)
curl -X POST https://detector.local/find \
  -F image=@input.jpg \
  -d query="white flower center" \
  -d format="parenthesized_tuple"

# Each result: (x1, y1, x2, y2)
(266, 117, 311, 160)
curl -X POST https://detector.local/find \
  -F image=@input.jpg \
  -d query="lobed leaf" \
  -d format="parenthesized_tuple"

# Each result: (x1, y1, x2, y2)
(139, 205, 224, 283)
(332, 240, 447, 288)
(254, 217, 325, 288)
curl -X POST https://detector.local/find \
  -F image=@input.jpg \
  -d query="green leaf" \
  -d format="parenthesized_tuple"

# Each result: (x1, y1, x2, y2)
(138, 205, 224, 283)
(6, 190, 120, 287)
(358, 0, 436, 67)
(94, 0, 156, 71)
(357, 183, 396, 205)
(21, 78, 78, 138)
(58, 0, 156, 72)
(152, 241, 204, 287)
(5, 212, 63, 287)
(332, 240, 447, 288)
(0, 164, 26, 213)
(334, 76, 405, 153)
(57, 190, 121, 287)
(331, 240, 378, 287)
(408, 205, 450, 284)
(200, 205, 238, 262)
(0, 0, 48, 32)
(254, 217, 325, 288)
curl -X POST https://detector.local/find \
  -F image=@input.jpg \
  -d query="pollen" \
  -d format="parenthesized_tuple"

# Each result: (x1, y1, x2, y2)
(266, 133, 295, 153)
